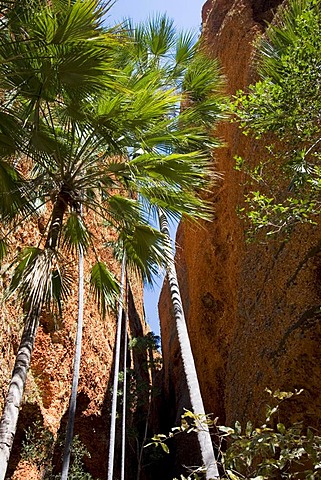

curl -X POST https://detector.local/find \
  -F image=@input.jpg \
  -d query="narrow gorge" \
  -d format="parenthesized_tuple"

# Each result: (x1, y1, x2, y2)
(1, 1, 321, 479)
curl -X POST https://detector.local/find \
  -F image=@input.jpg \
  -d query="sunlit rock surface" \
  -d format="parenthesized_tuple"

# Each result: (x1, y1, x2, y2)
(159, 3, 321, 476)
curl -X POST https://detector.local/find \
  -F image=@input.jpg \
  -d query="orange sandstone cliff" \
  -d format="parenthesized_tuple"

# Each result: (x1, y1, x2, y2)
(0, 210, 148, 479)
(159, 1, 321, 471)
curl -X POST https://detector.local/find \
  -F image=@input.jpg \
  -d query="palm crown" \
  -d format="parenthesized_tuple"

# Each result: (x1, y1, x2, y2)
(0, 0, 224, 315)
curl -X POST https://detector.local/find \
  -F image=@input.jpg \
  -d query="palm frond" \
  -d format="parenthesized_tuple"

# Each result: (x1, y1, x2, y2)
(0, 238, 8, 265)
(145, 13, 176, 57)
(130, 150, 214, 190)
(8, 246, 73, 315)
(106, 195, 142, 227)
(182, 53, 225, 102)
(139, 184, 213, 221)
(62, 212, 91, 253)
(120, 223, 172, 284)
(174, 30, 197, 66)
(90, 261, 119, 317)
(0, 0, 123, 118)
(0, 111, 20, 156)
(51, 0, 107, 43)
(0, 159, 30, 221)
(50, 265, 73, 316)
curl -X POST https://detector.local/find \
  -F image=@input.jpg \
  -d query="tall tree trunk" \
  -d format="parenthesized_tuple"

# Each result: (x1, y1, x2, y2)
(0, 191, 68, 480)
(107, 254, 126, 480)
(0, 311, 38, 480)
(121, 308, 128, 480)
(61, 242, 84, 480)
(45, 190, 68, 249)
(158, 209, 220, 480)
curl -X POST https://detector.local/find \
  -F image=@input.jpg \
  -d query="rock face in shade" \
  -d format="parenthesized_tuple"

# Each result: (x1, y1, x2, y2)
(159, 1, 321, 473)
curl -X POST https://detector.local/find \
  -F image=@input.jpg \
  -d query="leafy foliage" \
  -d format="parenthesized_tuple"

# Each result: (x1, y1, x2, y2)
(147, 390, 321, 480)
(21, 421, 95, 479)
(21, 420, 54, 469)
(233, 0, 321, 237)
(0, 1, 225, 317)
(90, 261, 119, 317)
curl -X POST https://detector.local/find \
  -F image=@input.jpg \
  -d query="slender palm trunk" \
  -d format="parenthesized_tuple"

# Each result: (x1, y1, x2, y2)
(0, 310, 38, 480)
(121, 308, 128, 480)
(107, 254, 126, 480)
(0, 192, 67, 480)
(158, 209, 220, 480)
(61, 243, 84, 480)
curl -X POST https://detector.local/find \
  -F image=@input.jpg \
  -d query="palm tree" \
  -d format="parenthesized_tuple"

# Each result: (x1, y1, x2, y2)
(107, 254, 127, 480)
(0, 2, 122, 475)
(60, 238, 84, 480)
(121, 306, 128, 480)
(159, 210, 219, 480)
(0, 4, 226, 479)
(122, 16, 226, 479)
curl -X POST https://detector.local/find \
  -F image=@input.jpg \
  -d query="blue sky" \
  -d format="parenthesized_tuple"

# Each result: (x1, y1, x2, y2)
(106, 0, 205, 31)
(107, 0, 205, 334)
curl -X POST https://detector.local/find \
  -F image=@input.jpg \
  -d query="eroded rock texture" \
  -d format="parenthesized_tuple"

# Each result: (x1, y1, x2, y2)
(159, 2, 321, 470)
(0, 212, 148, 479)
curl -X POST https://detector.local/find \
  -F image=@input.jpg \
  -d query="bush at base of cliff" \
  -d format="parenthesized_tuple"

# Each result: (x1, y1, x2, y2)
(219, 391, 321, 479)
(21, 423, 95, 480)
(149, 390, 321, 480)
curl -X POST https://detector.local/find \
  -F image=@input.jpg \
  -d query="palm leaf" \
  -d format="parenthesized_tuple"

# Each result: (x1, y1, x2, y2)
(0, 159, 29, 220)
(8, 247, 47, 309)
(52, 0, 106, 43)
(90, 261, 119, 317)
(0, 238, 8, 265)
(0, 111, 21, 156)
(107, 195, 141, 227)
(8, 247, 71, 316)
(63, 212, 91, 253)
(130, 151, 214, 190)
(50, 266, 73, 316)
(120, 223, 172, 284)
(182, 54, 225, 101)
(146, 14, 176, 57)
(174, 30, 197, 66)
(139, 184, 213, 221)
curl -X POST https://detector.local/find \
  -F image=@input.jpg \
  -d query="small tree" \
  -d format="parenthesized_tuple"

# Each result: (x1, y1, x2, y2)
(233, 0, 321, 237)
(149, 390, 321, 480)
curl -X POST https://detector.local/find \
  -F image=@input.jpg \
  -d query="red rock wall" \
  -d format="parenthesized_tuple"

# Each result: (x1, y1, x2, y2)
(0, 210, 146, 479)
(159, 0, 321, 456)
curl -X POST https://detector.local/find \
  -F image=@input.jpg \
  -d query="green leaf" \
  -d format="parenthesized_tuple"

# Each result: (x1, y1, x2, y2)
(107, 195, 141, 227)
(0, 238, 8, 265)
(246, 421, 253, 437)
(0, 159, 27, 220)
(90, 261, 119, 317)
(120, 223, 171, 284)
(234, 420, 242, 434)
(160, 442, 170, 454)
(277, 423, 286, 434)
(8, 247, 42, 296)
(50, 267, 73, 316)
(63, 212, 90, 253)
(145, 14, 176, 57)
